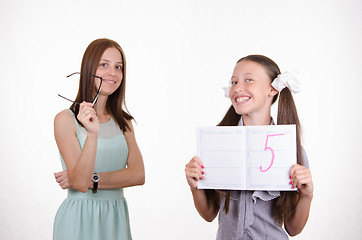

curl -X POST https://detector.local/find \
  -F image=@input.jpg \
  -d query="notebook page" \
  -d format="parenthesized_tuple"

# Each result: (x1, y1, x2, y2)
(246, 125, 297, 191)
(197, 127, 245, 190)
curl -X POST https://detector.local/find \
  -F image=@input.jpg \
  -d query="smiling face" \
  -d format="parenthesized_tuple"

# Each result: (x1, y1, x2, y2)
(229, 60, 278, 118)
(94, 47, 124, 97)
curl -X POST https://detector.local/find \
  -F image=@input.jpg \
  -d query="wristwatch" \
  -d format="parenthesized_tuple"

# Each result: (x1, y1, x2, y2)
(92, 173, 100, 193)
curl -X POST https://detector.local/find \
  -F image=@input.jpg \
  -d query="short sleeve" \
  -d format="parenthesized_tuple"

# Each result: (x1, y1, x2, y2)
(301, 146, 309, 168)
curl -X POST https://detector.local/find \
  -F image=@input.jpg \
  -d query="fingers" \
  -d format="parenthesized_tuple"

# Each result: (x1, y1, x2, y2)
(54, 171, 65, 182)
(77, 102, 99, 133)
(78, 102, 95, 115)
(77, 102, 96, 123)
(186, 166, 204, 180)
(290, 164, 311, 185)
(54, 170, 72, 189)
(185, 156, 205, 179)
(289, 164, 314, 198)
(80, 101, 94, 108)
(191, 156, 204, 168)
(185, 156, 205, 188)
(54, 171, 63, 178)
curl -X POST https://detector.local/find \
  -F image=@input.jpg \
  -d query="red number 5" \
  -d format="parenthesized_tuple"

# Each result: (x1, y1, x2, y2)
(260, 133, 285, 172)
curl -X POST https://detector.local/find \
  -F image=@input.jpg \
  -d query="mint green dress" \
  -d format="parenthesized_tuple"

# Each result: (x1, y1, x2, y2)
(53, 110, 132, 240)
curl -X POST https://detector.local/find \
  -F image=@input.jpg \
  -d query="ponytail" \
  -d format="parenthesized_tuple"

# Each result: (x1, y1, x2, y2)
(273, 87, 304, 225)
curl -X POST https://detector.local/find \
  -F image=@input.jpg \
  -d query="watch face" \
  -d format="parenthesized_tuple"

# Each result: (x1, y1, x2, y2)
(93, 174, 100, 182)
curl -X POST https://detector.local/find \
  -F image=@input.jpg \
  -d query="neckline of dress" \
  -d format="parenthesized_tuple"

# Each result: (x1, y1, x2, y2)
(99, 117, 112, 126)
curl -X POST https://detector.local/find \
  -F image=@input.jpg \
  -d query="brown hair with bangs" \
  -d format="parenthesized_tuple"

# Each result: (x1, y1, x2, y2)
(206, 55, 305, 225)
(70, 38, 133, 132)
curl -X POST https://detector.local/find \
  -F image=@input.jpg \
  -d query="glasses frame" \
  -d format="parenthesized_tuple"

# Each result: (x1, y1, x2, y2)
(58, 72, 103, 105)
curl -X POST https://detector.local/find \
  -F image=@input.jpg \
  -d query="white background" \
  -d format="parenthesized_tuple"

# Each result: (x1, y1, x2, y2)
(1, 0, 361, 239)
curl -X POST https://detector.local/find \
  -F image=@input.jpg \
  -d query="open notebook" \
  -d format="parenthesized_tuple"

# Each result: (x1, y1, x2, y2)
(197, 125, 297, 191)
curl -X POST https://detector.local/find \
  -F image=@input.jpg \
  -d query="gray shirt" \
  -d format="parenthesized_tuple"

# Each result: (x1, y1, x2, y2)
(216, 191, 288, 240)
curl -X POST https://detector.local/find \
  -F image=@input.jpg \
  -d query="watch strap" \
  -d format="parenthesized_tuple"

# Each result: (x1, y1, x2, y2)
(92, 173, 100, 193)
(92, 181, 98, 193)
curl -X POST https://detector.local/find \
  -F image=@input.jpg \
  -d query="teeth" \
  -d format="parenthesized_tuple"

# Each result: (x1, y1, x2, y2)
(104, 80, 115, 84)
(236, 97, 249, 103)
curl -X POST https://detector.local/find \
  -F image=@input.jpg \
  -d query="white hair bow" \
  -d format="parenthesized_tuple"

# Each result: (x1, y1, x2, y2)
(271, 69, 301, 94)
(222, 85, 231, 98)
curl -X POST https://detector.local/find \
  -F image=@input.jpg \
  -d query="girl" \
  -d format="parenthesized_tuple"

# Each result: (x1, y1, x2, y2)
(185, 55, 313, 239)
(53, 38, 145, 240)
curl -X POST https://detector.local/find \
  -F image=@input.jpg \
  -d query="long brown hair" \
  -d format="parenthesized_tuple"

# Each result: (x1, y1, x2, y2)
(209, 55, 304, 225)
(70, 38, 133, 132)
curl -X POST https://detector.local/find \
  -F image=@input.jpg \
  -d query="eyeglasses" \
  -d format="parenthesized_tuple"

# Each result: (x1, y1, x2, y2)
(58, 72, 103, 105)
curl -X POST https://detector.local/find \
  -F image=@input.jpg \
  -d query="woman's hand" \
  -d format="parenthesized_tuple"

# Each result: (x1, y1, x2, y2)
(54, 170, 74, 190)
(290, 164, 313, 199)
(77, 101, 99, 134)
(185, 156, 205, 189)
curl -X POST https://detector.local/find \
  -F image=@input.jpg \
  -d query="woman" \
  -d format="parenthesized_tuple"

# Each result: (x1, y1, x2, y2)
(53, 38, 145, 240)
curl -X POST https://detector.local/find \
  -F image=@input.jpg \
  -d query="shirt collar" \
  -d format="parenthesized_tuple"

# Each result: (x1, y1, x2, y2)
(237, 116, 275, 126)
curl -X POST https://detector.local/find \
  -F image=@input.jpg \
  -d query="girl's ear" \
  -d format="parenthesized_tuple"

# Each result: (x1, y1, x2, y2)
(269, 86, 279, 98)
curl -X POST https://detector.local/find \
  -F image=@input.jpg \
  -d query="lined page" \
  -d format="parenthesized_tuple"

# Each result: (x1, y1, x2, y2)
(197, 127, 245, 189)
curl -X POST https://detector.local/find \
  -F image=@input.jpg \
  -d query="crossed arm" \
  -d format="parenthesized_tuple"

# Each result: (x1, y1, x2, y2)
(54, 107, 144, 192)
